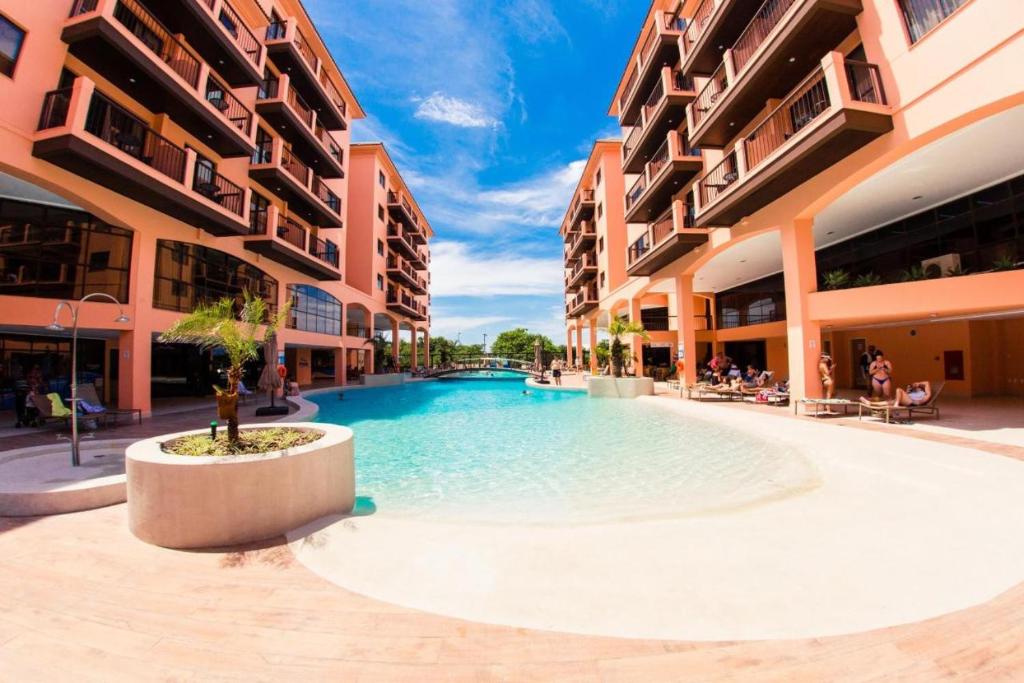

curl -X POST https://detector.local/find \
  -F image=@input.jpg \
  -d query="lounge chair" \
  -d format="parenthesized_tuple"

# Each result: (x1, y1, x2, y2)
(237, 380, 254, 404)
(32, 392, 72, 428)
(78, 384, 143, 425)
(859, 381, 945, 423)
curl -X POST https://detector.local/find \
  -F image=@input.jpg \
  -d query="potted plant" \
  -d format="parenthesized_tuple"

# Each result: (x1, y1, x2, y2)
(822, 269, 851, 290)
(900, 264, 931, 282)
(608, 318, 649, 378)
(853, 272, 883, 288)
(159, 291, 288, 444)
(992, 254, 1018, 271)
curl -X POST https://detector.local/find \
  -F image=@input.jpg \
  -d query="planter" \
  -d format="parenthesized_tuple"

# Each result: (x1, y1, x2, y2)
(126, 422, 353, 549)
(587, 376, 655, 398)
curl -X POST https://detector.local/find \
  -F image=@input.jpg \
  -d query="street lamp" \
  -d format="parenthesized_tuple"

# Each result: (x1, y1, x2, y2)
(46, 293, 130, 467)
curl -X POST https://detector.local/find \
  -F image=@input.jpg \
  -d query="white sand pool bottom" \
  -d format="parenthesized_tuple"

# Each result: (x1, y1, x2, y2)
(288, 398, 1024, 641)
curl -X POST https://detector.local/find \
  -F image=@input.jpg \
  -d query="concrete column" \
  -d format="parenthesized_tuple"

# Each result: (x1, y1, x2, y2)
(117, 328, 151, 416)
(423, 332, 431, 368)
(588, 321, 598, 374)
(566, 328, 573, 365)
(410, 330, 419, 370)
(391, 319, 400, 370)
(780, 219, 822, 401)
(629, 299, 645, 378)
(575, 325, 583, 369)
(675, 274, 698, 385)
(365, 315, 375, 375)
(334, 347, 346, 386)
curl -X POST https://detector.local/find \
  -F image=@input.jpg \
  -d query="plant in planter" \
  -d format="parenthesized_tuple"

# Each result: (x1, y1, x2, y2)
(159, 292, 289, 444)
(992, 255, 1018, 271)
(853, 272, 883, 288)
(947, 264, 969, 277)
(607, 318, 649, 378)
(822, 269, 851, 290)
(900, 264, 931, 282)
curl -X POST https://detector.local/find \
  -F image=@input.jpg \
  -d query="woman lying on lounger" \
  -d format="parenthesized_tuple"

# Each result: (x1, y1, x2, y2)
(860, 381, 931, 409)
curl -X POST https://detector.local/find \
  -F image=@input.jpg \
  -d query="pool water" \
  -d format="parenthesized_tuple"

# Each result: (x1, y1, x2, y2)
(313, 379, 816, 524)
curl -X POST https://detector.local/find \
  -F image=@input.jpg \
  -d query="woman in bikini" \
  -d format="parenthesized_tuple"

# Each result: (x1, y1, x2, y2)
(869, 349, 893, 400)
(894, 381, 931, 407)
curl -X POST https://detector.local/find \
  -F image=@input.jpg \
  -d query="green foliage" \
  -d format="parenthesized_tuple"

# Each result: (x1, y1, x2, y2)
(490, 327, 559, 359)
(595, 339, 610, 366)
(853, 272, 883, 288)
(946, 264, 969, 277)
(900, 264, 930, 282)
(164, 428, 320, 456)
(992, 254, 1018, 271)
(822, 269, 851, 290)
(607, 318, 648, 378)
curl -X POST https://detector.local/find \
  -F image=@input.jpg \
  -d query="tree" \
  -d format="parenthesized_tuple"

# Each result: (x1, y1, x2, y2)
(159, 292, 288, 443)
(364, 333, 396, 374)
(607, 318, 648, 378)
(490, 327, 559, 359)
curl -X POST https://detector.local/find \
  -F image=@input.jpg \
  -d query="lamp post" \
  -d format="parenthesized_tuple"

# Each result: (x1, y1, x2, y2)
(46, 293, 130, 467)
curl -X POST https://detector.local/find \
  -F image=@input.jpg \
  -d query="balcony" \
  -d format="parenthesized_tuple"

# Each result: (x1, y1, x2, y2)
(409, 247, 429, 271)
(265, 18, 347, 130)
(568, 283, 599, 317)
(34, 78, 249, 237)
(680, 0, 763, 77)
(626, 201, 709, 276)
(256, 74, 345, 178)
(695, 54, 892, 226)
(387, 289, 428, 321)
(622, 68, 697, 173)
(564, 189, 596, 233)
(618, 8, 688, 126)
(131, 0, 264, 86)
(387, 255, 428, 294)
(249, 136, 343, 226)
(624, 131, 703, 223)
(387, 222, 420, 262)
(387, 190, 425, 243)
(687, 0, 862, 148)
(566, 221, 597, 261)
(567, 250, 598, 289)
(65, 0, 255, 157)
(244, 209, 341, 280)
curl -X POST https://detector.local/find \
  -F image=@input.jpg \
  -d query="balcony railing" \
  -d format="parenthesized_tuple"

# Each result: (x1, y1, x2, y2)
(314, 121, 343, 165)
(743, 66, 829, 171)
(309, 235, 339, 268)
(627, 206, 693, 266)
(647, 137, 671, 179)
(698, 150, 739, 206)
(683, 0, 716, 55)
(38, 87, 73, 131)
(265, 20, 286, 41)
(733, 0, 797, 74)
(192, 160, 244, 216)
(280, 147, 310, 185)
(319, 71, 347, 117)
(313, 177, 341, 214)
(571, 189, 595, 218)
(292, 26, 317, 71)
(845, 60, 886, 105)
(204, 74, 252, 135)
(620, 67, 639, 111)
(623, 124, 643, 160)
(106, 0, 202, 88)
(626, 174, 647, 211)
(287, 85, 314, 127)
(275, 216, 307, 250)
(627, 233, 650, 266)
(213, 0, 262, 66)
(692, 63, 728, 128)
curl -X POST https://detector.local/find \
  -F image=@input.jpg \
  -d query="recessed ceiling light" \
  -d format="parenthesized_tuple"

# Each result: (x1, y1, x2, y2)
(788, 57, 796, 63)
(826, 230, 834, 235)
(729, 122, 735, 126)
(128, 77, 136, 83)
(912, 195, 923, 200)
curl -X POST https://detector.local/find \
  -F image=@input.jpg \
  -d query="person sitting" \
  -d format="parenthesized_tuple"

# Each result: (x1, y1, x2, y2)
(742, 364, 760, 388)
(285, 376, 301, 397)
(894, 381, 932, 407)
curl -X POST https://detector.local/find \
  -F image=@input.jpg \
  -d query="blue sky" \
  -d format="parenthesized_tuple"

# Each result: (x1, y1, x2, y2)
(306, 0, 646, 347)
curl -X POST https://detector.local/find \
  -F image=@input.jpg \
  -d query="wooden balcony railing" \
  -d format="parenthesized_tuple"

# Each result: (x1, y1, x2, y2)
(38, 87, 72, 131)
(692, 62, 728, 128)
(733, 0, 797, 74)
(698, 150, 739, 206)
(214, 0, 262, 66)
(281, 147, 310, 185)
(319, 71, 347, 117)
(743, 66, 829, 171)
(845, 60, 887, 105)
(623, 124, 643, 160)
(108, 0, 202, 88)
(683, 0, 715, 55)
(571, 189, 595, 218)
(287, 85, 314, 127)
(293, 26, 317, 71)
(620, 66, 639, 111)
(309, 235, 339, 268)
(315, 121, 343, 164)
(647, 137, 671, 179)
(627, 232, 650, 266)
(204, 74, 252, 135)
(276, 216, 307, 250)
(192, 159, 244, 216)
(625, 174, 647, 211)
(313, 177, 341, 214)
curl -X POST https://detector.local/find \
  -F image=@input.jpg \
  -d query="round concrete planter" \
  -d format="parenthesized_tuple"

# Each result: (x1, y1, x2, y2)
(126, 422, 354, 549)
(587, 376, 655, 398)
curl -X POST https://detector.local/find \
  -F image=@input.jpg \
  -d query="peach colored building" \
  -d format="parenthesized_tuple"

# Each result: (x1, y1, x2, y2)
(0, 0, 432, 416)
(565, 0, 1024, 400)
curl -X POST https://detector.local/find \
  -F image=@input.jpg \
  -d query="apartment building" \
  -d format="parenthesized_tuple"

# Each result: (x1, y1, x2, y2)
(0, 0, 432, 414)
(565, 0, 1024, 399)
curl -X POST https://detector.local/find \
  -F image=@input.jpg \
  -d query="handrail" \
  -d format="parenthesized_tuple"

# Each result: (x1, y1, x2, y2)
(639, 26, 658, 65)
(314, 121, 343, 164)
(626, 174, 647, 210)
(647, 136, 671, 179)
(319, 71, 347, 117)
(215, 0, 261, 66)
(309, 235, 339, 267)
(276, 216, 306, 250)
(643, 74, 666, 118)
(692, 62, 728, 128)
(293, 26, 317, 71)
(204, 73, 252, 135)
(623, 124, 643, 159)
(683, 0, 715, 55)
(649, 206, 675, 245)
(38, 87, 73, 130)
(281, 146, 310, 185)
(732, 0, 797, 74)
(111, 0, 202, 88)
(627, 233, 650, 265)
(620, 66, 639, 111)
(743, 66, 828, 171)
(845, 60, 887, 105)
(698, 150, 738, 206)
(287, 85, 314, 127)
(192, 159, 244, 216)
(314, 177, 341, 214)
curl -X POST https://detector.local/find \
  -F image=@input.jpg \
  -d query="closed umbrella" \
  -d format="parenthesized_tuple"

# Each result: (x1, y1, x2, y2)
(256, 331, 284, 415)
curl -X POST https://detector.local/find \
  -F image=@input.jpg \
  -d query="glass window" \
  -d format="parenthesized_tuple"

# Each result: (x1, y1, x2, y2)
(0, 198, 133, 302)
(249, 191, 269, 235)
(287, 284, 341, 335)
(252, 127, 273, 165)
(0, 14, 25, 78)
(153, 240, 277, 316)
(377, 205, 384, 221)
(376, 274, 384, 290)
(899, 0, 968, 43)
(379, 171, 386, 188)
(377, 239, 384, 256)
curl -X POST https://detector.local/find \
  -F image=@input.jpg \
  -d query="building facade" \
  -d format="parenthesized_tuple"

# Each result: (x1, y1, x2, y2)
(565, 0, 1024, 399)
(0, 0, 432, 415)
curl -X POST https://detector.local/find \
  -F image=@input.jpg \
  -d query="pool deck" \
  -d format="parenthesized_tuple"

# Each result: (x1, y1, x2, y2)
(2, 376, 1024, 680)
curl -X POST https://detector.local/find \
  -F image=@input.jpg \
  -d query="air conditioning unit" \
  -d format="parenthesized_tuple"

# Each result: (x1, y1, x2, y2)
(921, 253, 960, 278)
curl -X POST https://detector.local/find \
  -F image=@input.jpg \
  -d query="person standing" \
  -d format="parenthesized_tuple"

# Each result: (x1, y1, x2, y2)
(859, 344, 875, 389)
(869, 349, 893, 400)
(819, 353, 836, 400)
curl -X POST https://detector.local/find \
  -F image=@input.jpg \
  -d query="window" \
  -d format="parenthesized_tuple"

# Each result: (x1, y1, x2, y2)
(252, 127, 273, 165)
(597, 203, 603, 219)
(0, 198, 133, 302)
(598, 237, 604, 253)
(899, 0, 967, 43)
(153, 240, 278, 316)
(249, 191, 269, 235)
(377, 204, 384, 221)
(377, 239, 384, 256)
(378, 171, 386, 188)
(287, 285, 341, 336)
(376, 274, 384, 290)
(0, 14, 25, 78)
(599, 272, 606, 288)
(596, 169, 602, 186)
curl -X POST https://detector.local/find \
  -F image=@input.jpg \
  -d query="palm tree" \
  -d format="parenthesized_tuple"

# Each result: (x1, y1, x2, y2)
(159, 292, 289, 443)
(364, 333, 394, 374)
(607, 318, 649, 378)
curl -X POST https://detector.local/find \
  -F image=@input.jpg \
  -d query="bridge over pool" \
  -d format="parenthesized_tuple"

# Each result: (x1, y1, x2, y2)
(424, 357, 545, 379)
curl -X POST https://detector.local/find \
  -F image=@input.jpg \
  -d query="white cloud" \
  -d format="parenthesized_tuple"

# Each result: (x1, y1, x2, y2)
(429, 241, 564, 296)
(414, 93, 499, 129)
(428, 315, 512, 337)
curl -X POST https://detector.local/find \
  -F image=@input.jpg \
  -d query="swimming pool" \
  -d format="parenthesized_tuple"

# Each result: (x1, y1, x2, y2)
(312, 379, 816, 524)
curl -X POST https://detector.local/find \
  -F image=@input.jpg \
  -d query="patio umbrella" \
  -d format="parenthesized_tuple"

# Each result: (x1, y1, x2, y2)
(533, 340, 543, 372)
(257, 331, 282, 408)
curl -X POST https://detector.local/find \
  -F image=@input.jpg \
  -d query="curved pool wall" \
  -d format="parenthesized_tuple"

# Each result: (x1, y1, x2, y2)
(311, 378, 817, 524)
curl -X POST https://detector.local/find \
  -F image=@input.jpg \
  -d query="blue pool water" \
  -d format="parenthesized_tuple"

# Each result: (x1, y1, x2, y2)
(313, 379, 813, 524)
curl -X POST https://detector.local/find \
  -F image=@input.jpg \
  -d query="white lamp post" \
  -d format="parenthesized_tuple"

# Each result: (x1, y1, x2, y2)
(46, 293, 130, 467)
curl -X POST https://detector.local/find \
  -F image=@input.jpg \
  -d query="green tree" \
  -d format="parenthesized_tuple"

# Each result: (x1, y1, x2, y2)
(490, 327, 559, 359)
(159, 292, 288, 443)
(607, 318, 648, 378)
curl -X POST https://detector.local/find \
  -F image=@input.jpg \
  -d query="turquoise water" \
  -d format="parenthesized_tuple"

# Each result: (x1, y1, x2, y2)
(313, 379, 813, 524)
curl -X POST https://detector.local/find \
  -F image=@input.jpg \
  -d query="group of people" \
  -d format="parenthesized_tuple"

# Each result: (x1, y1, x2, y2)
(816, 346, 932, 409)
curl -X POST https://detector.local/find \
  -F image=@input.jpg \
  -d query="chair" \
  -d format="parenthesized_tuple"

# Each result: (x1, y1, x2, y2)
(32, 392, 72, 428)
(862, 381, 946, 423)
(78, 384, 143, 426)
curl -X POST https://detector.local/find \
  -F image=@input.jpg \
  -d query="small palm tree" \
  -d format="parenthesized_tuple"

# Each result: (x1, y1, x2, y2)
(607, 318, 649, 378)
(159, 292, 288, 443)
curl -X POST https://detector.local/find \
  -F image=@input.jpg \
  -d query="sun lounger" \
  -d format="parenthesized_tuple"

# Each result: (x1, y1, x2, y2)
(796, 397, 855, 417)
(687, 383, 742, 401)
(78, 383, 143, 425)
(858, 382, 945, 423)
(32, 392, 72, 427)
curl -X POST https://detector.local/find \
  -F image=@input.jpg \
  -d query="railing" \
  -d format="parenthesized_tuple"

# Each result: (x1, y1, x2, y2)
(287, 85, 314, 127)
(315, 122, 343, 164)
(276, 216, 307, 250)
(70, 0, 99, 14)
(309, 235, 339, 267)
(192, 160, 244, 215)
(665, 8, 686, 31)
(692, 63, 728, 127)
(38, 87, 72, 130)
(620, 66, 639, 112)
(639, 26, 658, 65)
(649, 206, 675, 245)
(215, 0, 262, 66)
(698, 150, 738, 206)
(204, 74, 252, 135)
(694, 314, 712, 331)
(258, 75, 279, 100)
(623, 124, 643, 160)
(683, 0, 716, 55)
(743, 66, 829, 170)
(627, 233, 650, 265)
(293, 26, 317, 70)
(732, 0, 796, 74)
(265, 21, 287, 41)
(111, 0, 201, 88)
(313, 177, 341, 214)
(83, 91, 187, 182)
(671, 69, 695, 93)
(281, 146, 310, 185)
(319, 71, 347, 117)
(626, 174, 647, 211)
(647, 137, 671, 179)
(571, 189, 595, 218)
(845, 60, 887, 105)
(678, 131, 699, 157)
(642, 75, 666, 120)
(249, 204, 268, 235)
(346, 322, 369, 338)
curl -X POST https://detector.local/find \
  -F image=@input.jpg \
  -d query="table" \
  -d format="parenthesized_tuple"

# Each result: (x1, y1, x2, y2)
(795, 398, 855, 417)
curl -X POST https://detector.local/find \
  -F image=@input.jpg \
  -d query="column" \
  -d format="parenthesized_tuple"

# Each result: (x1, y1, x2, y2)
(410, 330, 419, 370)
(675, 274, 698, 386)
(423, 332, 431, 369)
(575, 325, 584, 370)
(565, 328, 573, 365)
(391, 319, 400, 371)
(117, 327, 152, 416)
(365, 315, 375, 375)
(588, 321, 598, 374)
(780, 219, 822, 401)
(629, 299, 645, 378)
(334, 347, 346, 386)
